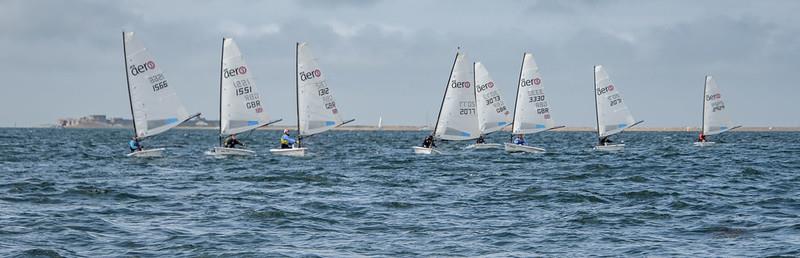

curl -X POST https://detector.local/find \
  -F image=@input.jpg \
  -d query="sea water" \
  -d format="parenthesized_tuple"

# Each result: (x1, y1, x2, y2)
(1, 128, 798, 256)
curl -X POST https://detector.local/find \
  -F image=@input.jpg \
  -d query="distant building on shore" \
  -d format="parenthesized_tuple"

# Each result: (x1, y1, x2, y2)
(57, 115, 218, 128)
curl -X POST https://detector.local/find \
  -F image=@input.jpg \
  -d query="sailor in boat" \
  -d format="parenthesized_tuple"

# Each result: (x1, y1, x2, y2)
(513, 134, 526, 145)
(128, 137, 142, 152)
(421, 135, 436, 148)
(476, 135, 486, 144)
(599, 136, 613, 146)
(697, 133, 707, 142)
(280, 129, 297, 149)
(224, 134, 245, 149)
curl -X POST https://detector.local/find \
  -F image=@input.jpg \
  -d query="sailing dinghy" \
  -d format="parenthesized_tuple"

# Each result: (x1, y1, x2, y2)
(211, 38, 281, 156)
(269, 42, 354, 157)
(413, 48, 480, 154)
(464, 62, 511, 150)
(504, 53, 563, 153)
(122, 31, 200, 157)
(694, 75, 740, 146)
(593, 65, 643, 151)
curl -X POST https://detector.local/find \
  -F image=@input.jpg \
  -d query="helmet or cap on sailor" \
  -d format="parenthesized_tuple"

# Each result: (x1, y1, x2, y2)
(283, 129, 290, 134)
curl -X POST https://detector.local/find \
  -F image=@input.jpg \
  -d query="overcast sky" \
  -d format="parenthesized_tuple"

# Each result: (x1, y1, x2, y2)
(1, 0, 798, 127)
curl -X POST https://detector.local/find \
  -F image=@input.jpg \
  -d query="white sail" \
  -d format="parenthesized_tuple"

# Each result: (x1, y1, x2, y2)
(512, 53, 556, 135)
(220, 38, 272, 136)
(594, 65, 637, 137)
(474, 62, 511, 134)
(702, 75, 735, 135)
(124, 32, 192, 138)
(434, 51, 480, 141)
(297, 42, 346, 136)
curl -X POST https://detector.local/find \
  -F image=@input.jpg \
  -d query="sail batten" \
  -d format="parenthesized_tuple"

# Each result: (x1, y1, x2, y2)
(434, 51, 480, 141)
(594, 65, 637, 138)
(220, 38, 273, 137)
(123, 32, 192, 139)
(512, 53, 556, 135)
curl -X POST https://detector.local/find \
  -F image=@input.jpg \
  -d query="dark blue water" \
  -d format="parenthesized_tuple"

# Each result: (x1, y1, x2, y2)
(1, 128, 799, 257)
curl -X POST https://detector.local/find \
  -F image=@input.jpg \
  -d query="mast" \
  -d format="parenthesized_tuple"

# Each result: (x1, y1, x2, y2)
(593, 65, 600, 139)
(218, 38, 225, 147)
(473, 61, 479, 135)
(295, 42, 301, 146)
(122, 31, 137, 138)
(510, 53, 525, 140)
(432, 48, 460, 139)
(701, 75, 708, 135)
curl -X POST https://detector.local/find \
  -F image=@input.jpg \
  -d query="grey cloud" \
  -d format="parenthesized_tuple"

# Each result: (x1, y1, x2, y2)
(294, 0, 382, 9)
(1, 0, 799, 127)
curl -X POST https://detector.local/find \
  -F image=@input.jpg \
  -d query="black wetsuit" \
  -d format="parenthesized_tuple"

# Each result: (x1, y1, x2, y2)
(224, 138, 244, 148)
(422, 137, 436, 148)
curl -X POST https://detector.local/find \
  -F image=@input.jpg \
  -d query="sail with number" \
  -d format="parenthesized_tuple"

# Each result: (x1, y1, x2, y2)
(296, 42, 349, 136)
(702, 75, 736, 135)
(512, 53, 557, 134)
(474, 62, 511, 134)
(594, 65, 639, 137)
(220, 38, 273, 136)
(434, 51, 480, 140)
(123, 31, 194, 138)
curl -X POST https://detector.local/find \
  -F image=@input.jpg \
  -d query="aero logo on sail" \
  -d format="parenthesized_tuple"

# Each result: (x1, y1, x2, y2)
(224, 66, 248, 79)
(520, 77, 541, 87)
(596, 84, 614, 95)
(706, 93, 721, 101)
(130, 61, 156, 76)
(476, 81, 494, 92)
(450, 80, 471, 88)
(299, 69, 322, 81)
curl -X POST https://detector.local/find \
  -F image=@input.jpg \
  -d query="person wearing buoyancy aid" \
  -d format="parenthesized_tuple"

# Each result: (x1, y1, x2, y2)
(513, 134, 526, 145)
(476, 135, 486, 144)
(128, 137, 142, 152)
(280, 129, 296, 149)
(421, 135, 436, 148)
(697, 133, 707, 142)
(599, 136, 612, 145)
(224, 134, 245, 148)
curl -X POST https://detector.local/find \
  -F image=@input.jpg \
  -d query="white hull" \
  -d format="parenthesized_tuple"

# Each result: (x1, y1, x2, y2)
(126, 148, 165, 157)
(504, 143, 545, 153)
(594, 144, 625, 151)
(211, 147, 255, 156)
(269, 147, 307, 157)
(465, 143, 503, 150)
(412, 146, 441, 154)
(693, 141, 716, 147)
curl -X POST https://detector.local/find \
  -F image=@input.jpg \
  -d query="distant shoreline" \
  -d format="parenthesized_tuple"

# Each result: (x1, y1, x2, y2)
(12, 125, 800, 132)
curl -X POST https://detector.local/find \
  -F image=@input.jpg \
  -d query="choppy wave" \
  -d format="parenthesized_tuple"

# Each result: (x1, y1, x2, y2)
(1, 128, 799, 256)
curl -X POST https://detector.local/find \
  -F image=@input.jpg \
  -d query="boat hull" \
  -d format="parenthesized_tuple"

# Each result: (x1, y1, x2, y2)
(212, 147, 255, 156)
(504, 143, 545, 153)
(465, 143, 503, 150)
(594, 144, 625, 151)
(412, 146, 441, 154)
(269, 147, 307, 157)
(693, 141, 716, 147)
(126, 148, 165, 157)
